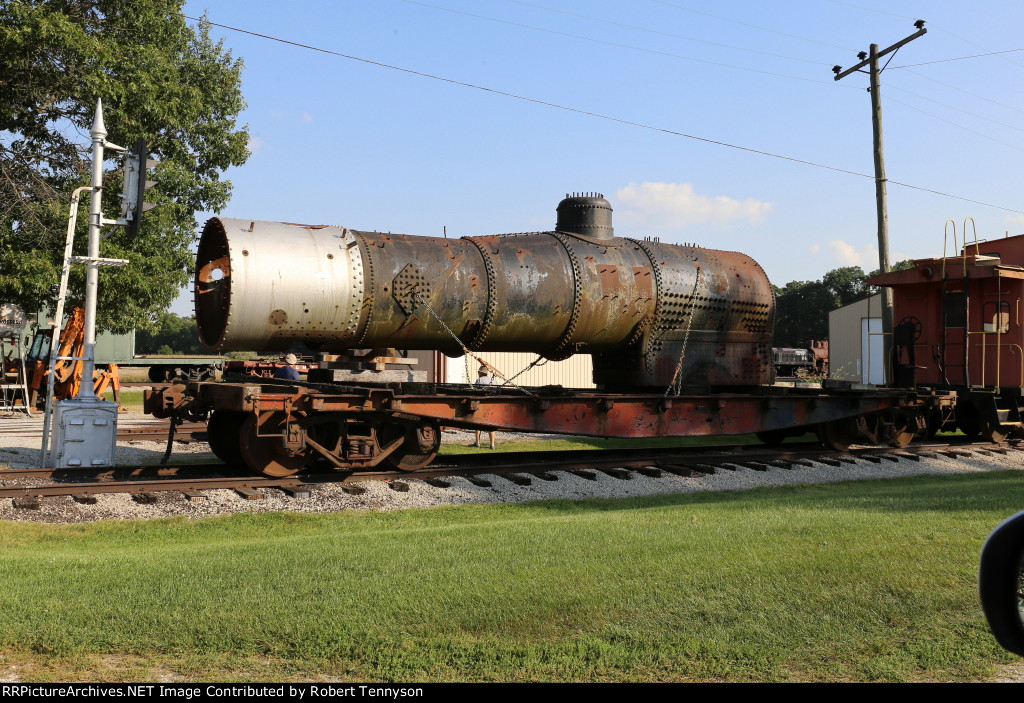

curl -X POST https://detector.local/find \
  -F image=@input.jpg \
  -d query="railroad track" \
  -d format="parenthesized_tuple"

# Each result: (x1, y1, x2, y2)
(0, 440, 1015, 504)
(0, 417, 207, 442)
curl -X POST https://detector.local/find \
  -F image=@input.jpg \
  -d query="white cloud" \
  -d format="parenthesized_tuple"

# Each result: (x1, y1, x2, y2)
(1004, 214, 1024, 227)
(247, 135, 266, 154)
(614, 182, 773, 229)
(826, 239, 879, 269)
(301, 112, 314, 123)
(808, 244, 820, 254)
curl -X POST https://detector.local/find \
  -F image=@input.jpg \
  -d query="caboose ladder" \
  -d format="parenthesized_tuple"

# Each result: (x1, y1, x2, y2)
(940, 276, 969, 387)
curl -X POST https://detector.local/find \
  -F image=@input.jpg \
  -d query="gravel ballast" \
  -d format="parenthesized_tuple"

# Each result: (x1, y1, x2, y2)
(1, 412, 1022, 524)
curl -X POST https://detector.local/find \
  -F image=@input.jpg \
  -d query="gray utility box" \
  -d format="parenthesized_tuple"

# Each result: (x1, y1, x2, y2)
(49, 398, 118, 468)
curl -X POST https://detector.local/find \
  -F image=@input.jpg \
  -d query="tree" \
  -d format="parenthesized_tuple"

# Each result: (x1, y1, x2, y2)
(772, 260, 916, 347)
(0, 0, 248, 332)
(135, 311, 204, 355)
(773, 278, 835, 348)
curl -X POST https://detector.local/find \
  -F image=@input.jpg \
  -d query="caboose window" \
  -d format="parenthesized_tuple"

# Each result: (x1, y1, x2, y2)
(983, 301, 1010, 334)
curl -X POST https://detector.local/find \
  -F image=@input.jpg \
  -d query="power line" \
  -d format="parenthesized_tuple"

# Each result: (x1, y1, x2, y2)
(399, 0, 838, 86)
(886, 84, 1024, 135)
(885, 95, 1024, 153)
(826, 0, 1024, 72)
(182, 14, 1024, 215)
(890, 47, 1024, 69)
(498, 0, 825, 65)
(649, 0, 857, 52)
(930, 28, 1024, 71)
(902, 67, 1024, 117)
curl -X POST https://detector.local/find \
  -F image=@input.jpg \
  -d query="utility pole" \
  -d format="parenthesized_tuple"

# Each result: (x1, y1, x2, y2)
(833, 20, 927, 383)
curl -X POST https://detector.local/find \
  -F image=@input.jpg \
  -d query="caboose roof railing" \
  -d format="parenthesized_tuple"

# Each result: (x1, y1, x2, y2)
(942, 218, 984, 280)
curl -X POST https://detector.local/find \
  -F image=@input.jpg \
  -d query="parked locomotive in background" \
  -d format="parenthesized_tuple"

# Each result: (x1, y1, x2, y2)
(147, 193, 952, 476)
(772, 340, 828, 378)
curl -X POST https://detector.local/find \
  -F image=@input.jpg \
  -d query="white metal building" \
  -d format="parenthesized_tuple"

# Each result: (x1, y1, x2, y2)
(828, 294, 885, 384)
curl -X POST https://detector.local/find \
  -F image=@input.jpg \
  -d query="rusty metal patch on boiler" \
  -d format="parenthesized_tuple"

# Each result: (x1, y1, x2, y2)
(392, 264, 433, 315)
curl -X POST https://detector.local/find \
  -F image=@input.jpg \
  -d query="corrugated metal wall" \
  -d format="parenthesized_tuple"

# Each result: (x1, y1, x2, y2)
(444, 351, 595, 388)
(828, 294, 882, 382)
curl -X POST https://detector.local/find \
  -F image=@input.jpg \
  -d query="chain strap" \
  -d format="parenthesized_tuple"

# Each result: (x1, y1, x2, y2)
(501, 355, 548, 387)
(413, 292, 536, 397)
(665, 266, 702, 397)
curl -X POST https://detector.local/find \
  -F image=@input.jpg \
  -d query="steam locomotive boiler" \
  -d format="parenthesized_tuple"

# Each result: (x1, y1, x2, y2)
(194, 194, 774, 390)
(148, 194, 953, 476)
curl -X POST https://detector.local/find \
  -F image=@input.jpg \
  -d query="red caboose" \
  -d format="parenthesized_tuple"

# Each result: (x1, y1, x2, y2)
(870, 233, 1024, 440)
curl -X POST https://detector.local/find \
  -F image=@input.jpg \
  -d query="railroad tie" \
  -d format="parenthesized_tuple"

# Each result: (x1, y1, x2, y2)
(465, 475, 493, 487)
(656, 464, 701, 477)
(529, 472, 559, 482)
(235, 487, 264, 500)
(502, 474, 532, 486)
(569, 470, 598, 481)
(388, 481, 410, 492)
(634, 467, 663, 478)
(132, 492, 158, 505)
(342, 485, 367, 495)
(73, 494, 97, 504)
(423, 478, 451, 488)
(599, 468, 633, 480)
(816, 458, 842, 467)
(12, 497, 40, 510)
(280, 485, 312, 499)
(182, 490, 207, 502)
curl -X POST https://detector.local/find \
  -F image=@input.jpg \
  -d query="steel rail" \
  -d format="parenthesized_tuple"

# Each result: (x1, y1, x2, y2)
(0, 440, 1015, 501)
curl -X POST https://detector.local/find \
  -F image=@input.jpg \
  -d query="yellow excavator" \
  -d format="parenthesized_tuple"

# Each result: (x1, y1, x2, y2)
(26, 307, 124, 410)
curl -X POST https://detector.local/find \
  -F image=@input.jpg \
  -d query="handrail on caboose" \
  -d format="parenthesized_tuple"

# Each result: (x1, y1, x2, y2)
(941, 219, 957, 279)
(941, 218, 983, 279)
(965, 217, 982, 271)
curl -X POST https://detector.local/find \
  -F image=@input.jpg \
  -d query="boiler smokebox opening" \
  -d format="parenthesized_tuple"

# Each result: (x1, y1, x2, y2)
(555, 192, 614, 240)
(194, 218, 231, 350)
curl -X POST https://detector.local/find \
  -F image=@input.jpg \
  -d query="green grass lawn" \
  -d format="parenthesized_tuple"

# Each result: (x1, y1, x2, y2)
(0, 472, 1021, 682)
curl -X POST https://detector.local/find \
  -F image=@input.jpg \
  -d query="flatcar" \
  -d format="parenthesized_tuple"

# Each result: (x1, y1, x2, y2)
(147, 194, 953, 476)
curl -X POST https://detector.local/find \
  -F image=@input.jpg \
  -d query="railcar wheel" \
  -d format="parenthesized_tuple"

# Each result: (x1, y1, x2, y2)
(239, 411, 312, 477)
(756, 429, 788, 447)
(380, 419, 441, 472)
(818, 418, 859, 451)
(955, 404, 982, 441)
(979, 418, 1009, 443)
(206, 410, 247, 467)
(887, 421, 916, 448)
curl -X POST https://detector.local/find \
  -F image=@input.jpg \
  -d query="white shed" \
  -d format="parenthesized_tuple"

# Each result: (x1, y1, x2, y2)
(828, 294, 885, 384)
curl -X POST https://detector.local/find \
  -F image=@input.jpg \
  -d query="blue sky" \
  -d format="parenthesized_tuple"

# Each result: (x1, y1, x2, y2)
(171, 0, 1024, 314)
